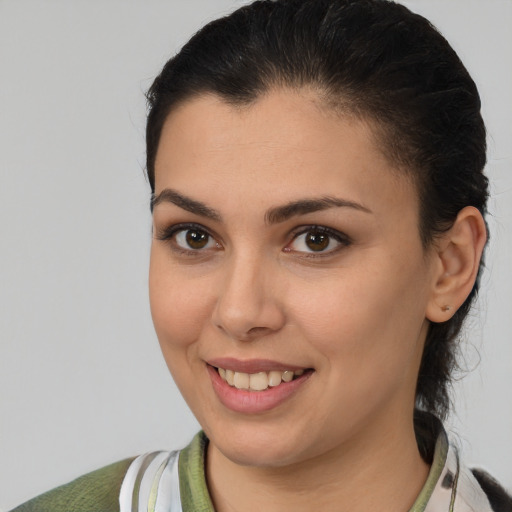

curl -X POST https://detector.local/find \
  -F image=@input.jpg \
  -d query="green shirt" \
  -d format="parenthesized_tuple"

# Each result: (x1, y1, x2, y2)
(10, 427, 508, 512)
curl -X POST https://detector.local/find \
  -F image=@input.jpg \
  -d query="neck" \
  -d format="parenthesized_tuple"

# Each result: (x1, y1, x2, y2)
(206, 413, 430, 512)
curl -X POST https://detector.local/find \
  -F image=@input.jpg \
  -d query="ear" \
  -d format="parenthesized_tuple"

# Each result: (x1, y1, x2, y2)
(426, 206, 487, 323)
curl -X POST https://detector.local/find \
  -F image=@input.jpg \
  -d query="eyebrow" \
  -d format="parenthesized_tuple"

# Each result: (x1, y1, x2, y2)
(151, 188, 372, 223)
(151, 188, 222, 221)
(265, 196, 372, 224)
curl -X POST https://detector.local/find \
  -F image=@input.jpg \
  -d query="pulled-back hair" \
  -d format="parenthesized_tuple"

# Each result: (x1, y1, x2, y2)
(145, 0, 488, 421)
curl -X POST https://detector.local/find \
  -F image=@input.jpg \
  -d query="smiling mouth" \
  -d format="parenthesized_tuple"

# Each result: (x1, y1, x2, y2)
(214, 366, 311, 392)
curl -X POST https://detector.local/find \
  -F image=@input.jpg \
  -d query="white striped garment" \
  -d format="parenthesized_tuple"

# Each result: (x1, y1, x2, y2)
(119, 450, 182, 512)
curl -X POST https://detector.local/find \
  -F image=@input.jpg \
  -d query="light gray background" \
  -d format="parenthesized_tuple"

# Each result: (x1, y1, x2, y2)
(0, 0, 511, 509)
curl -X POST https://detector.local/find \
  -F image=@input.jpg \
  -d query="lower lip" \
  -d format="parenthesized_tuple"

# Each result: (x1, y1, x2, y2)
(207, 365, 313, 414)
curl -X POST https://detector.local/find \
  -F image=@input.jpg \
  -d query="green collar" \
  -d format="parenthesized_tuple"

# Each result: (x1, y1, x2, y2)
(178, 431, 215, 512)
(410, 426, 449, 511)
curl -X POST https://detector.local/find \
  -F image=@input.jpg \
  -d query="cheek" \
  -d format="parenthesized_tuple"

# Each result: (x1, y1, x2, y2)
(149, 248, 214, 354)
(290, 256, 429, 374)
(288, 268, 428, 426)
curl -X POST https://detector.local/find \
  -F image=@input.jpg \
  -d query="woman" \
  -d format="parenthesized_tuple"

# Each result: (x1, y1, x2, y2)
(9, 0, 511, 511)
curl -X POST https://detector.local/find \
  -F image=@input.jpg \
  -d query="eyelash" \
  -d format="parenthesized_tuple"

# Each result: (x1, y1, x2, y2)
(155, 223, 221, 256)
(286, 225, 352, 258)
(155, 222, 352, 258)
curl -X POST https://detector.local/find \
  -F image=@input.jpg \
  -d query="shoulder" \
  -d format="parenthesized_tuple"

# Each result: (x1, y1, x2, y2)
(414, 412, 511, 512)
(8, 433, 207, 512)
(451, 450, 512, 512)
(9, 457, 135, 512)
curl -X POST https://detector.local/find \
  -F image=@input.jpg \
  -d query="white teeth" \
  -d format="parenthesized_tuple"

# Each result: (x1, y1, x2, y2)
(268, 370, 282, 387)
(217, 367, 306, 391)
(282, 370, 294, 382)
(249, 372, 268, 391)
(233, 372, 249, 390)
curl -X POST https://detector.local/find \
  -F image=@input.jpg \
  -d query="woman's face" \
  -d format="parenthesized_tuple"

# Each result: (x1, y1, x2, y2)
(149, 90, 438, 468)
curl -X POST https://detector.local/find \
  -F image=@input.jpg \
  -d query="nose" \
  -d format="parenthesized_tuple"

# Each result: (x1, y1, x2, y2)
(211, 252, 286, 342)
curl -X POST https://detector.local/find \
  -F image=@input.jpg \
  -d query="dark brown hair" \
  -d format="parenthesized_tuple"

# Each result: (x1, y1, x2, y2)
(145, 0, 488, 421)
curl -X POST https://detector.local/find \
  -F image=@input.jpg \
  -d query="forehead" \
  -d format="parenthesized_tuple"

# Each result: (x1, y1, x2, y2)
(154, 90, 417, 220)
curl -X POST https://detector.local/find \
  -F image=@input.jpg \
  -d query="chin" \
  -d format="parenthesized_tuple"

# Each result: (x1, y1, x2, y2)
(218, 440, 299, 468)
(204, 420, 317, 468)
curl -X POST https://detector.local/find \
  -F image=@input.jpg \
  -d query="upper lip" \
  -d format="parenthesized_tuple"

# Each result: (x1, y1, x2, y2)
(206, 357, 310, 374)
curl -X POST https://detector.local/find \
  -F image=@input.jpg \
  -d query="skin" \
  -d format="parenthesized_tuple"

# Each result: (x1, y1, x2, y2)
(149, 89, 484, 512)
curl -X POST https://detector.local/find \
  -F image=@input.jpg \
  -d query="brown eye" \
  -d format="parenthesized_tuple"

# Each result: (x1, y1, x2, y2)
(174, 228, 216, 250)
(287, 227, 350, 255)
(305, 232, 329, 251)
(185, 229, 209, 249)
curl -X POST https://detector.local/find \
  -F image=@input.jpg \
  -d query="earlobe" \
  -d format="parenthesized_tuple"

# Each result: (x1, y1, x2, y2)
(426, 206, 487, 323)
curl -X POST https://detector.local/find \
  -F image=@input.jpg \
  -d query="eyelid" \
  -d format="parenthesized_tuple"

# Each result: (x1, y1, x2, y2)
(155, 222, 222, 253)
(285, 225, 352, 256)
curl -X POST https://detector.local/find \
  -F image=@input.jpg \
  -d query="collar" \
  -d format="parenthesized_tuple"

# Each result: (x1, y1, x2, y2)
(411, 424, 494, 512)
(178, 431, 214, 512)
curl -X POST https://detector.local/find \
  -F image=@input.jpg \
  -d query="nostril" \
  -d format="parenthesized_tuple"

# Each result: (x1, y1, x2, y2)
(211, 290, 286, 341)
(247, 326, 270, 336)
